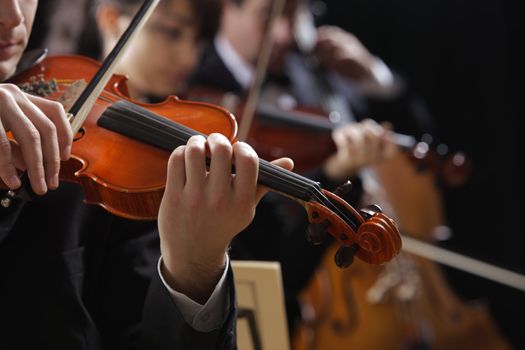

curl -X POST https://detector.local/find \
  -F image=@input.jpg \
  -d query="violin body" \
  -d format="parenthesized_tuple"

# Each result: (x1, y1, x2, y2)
(293, 152, 511, 350)
(10, 55, 237, 219)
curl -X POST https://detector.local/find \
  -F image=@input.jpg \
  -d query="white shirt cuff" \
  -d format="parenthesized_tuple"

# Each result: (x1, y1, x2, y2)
(157, 255, 230, 332)
(358, 56, 405, 98)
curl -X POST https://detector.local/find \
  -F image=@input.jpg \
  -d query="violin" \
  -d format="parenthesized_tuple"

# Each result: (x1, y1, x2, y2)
(1, 47, 403, 270)
(184, 86, 471, 187)
(2, 53, 401, 266)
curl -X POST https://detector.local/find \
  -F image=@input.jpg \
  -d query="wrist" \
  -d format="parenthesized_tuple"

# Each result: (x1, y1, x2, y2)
(161, 249, 227, 304)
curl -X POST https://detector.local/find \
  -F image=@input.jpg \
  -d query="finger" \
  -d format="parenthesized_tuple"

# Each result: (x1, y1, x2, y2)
(19, 96, 61, 190)
(331, 127, 349, 150)
(232, 142, 259, 202)
(381, 133, 400, 160)
(1, 93, 47, 194)
(336, 125, 362, 152)
(207, 133, 233, 193)
(184, 135, 207, 190)
(361, 127, 382, 162)
(8, 141, 26, 170)
(0, 123, 20, 189)
(166, 145, 186, 192)
(362, 119, 384, 135)
(380, 121, 394, 131)
(28, 94, 73, 160)
(255, 157, 294, 204)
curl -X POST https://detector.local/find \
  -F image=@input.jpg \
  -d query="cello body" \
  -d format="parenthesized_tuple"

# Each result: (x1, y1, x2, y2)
(293, 152, 512, 350)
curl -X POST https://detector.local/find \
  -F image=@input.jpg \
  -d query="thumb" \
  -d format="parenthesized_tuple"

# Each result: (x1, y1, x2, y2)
(255, 157, 294, 204)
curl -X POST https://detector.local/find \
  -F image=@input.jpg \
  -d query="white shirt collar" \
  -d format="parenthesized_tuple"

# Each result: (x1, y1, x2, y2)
(214, 34, 255, 90)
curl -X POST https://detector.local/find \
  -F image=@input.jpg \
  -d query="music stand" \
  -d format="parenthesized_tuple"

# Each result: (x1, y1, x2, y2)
(232, 261, 290, 350)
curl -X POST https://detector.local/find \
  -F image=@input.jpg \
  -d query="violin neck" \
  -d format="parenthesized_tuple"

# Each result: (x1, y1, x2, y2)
(98, 100, 320, 202)
(256, 103, 417, 150)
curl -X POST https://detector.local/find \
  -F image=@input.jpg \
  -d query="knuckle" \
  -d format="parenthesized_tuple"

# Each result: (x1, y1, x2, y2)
(187, 134, 206, 145)
(26, 126, 41, 145)
(0, 137, 11, 154)
(49, 100, 65, 114)
(236, 151, 258, 169)
(40, 119, 57, 137)
(167, 147, 185, 169)
(169, 146, 185, 162)
(2, 83, 20, 93)
(212, 140, 232, 157)
(185, 143, 205, 159)
(44, 156, 61, 168)
(0, 88, 11, 102)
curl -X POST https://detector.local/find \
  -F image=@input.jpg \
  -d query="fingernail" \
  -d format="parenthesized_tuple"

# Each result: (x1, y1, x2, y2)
(38, 179, 48, 194)
(50, 174, 59, 189)
(8, 175, 21, 189)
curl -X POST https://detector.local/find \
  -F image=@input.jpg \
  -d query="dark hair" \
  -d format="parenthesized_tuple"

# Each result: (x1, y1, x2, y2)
(97, 0, 223, 41)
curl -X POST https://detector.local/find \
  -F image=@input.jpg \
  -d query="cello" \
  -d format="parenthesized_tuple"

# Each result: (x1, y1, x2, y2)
(293, 150, 512, 350)
(286, 2, 512, 349)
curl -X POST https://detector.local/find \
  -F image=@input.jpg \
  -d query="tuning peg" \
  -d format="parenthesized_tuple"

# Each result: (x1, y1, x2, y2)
(306, 220, 330, 245)
(333, 180, 352, 197)
(334, 245, 359, 268)
(360, 204, 383, 220)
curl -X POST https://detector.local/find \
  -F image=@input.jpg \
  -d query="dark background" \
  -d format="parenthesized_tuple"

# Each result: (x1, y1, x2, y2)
(316, 0, 525, 347)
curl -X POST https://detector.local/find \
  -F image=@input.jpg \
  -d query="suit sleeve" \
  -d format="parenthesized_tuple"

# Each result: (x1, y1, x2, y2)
(139, 265, 237, 350)
(95, 217, 237, 350)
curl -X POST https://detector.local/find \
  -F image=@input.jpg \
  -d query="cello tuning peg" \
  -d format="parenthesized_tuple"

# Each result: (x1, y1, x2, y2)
(334, 180, 353, 197)
(306, 220, 330, 245)
(334, 245, 358, 268)
(360, 204, 383, 219)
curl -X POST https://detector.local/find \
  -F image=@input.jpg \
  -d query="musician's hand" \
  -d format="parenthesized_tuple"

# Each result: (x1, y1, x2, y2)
(324, 119, 398, 181)
(314, 26, 375, 81)
(158, 133, 293, 303)
(0, 83, 72, 194)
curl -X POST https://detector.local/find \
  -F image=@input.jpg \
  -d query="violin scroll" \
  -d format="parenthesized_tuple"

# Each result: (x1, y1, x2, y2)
(304, 189, 401, 267)
(356, 208, 401, 265)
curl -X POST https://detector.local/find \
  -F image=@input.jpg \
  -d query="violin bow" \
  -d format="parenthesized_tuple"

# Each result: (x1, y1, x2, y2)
(2, 0, 160, 207)
(401, 235, 525, 292)
(237, 0, 286, 141)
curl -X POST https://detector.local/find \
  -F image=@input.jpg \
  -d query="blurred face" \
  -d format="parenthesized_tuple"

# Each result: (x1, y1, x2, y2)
(0, 0, 37, 81)
(221, 0, 296, 71)
(98, 0, 199, 98)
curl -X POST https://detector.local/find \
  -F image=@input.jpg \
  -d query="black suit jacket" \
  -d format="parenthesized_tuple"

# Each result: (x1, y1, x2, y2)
(190, 43, 244, 96)
(0, 182, 236, 349)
